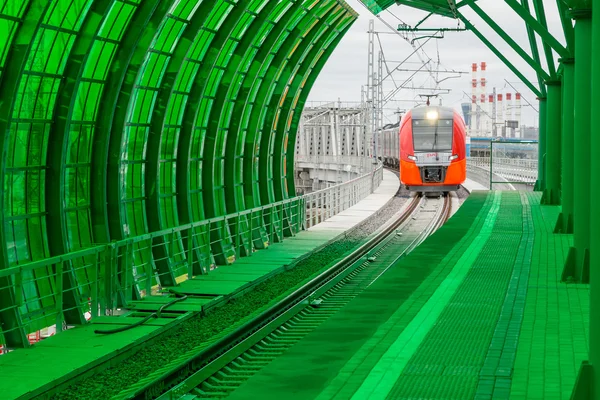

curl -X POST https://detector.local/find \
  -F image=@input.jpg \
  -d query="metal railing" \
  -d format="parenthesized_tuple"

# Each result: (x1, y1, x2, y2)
(468, 156, 538, 189)
(0, 160, 384, 346)
(303, 160, 384, 228)
(0, 198, 304, 347)
(295, 155, 375, 172)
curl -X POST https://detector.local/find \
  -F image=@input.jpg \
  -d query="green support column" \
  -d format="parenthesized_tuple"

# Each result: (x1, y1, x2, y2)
(543, 81, 562, 205)
(557, 60, 575, 233)
(564, 10, 592, 283)
(589, 0, 599, 397)
(536, 98, 547, 192)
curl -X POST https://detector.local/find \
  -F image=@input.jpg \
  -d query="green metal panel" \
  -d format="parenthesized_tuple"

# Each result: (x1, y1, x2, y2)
(122, 0, 201, 284)
(147, 1, 214, 277)
(220, 0, 282, 257)
(569, 11, 592, 282)
(590, 0, 599, 397)
(0, 0, 357, 345)
(244, 1, 322, 244)
(45, 0, 106, 326)
(200, 0, 274, 260)
(537, 97, 547, 191)
(558, 60, 574, 233)
(108, 0, 174, 289)
(258, 1, 342, 243)
(0, 0, 41, 349)
(361, 0, 457, 16)
(543, 81, 561, 205)
(285, 22, 355, 201)
(520, 0, 548, 96)
(234, 1, 305, 250)
(93, 0, 161, 301)
(273, 11, 356, 235)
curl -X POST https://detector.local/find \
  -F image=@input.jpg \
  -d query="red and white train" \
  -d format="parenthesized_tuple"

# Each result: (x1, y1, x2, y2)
(379, 106, 467, 193)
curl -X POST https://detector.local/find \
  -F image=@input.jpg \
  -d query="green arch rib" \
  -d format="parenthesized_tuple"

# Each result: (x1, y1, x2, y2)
(0, 0, 357, 348)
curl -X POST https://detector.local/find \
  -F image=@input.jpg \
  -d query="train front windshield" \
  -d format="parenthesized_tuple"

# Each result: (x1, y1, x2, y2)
(412, 118, 453, 152)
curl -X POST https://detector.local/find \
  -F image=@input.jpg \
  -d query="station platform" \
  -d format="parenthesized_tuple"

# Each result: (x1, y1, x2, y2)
(227, 191, 589, 400)
(464, 177, 488, 193)
(0, 171, 399, 399)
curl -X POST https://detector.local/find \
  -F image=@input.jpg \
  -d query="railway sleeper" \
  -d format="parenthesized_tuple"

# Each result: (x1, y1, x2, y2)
(206, 377, 244, 387)
(191, 388, 229, 398)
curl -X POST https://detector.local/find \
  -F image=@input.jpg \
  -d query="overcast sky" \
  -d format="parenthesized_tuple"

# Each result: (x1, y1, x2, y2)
(308, 0, 567, 128)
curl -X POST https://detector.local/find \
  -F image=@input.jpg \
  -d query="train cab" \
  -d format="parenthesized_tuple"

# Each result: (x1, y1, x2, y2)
(399, 106, 467, 192)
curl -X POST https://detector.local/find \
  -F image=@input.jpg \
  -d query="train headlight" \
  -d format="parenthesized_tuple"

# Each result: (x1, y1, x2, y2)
(449, 154, 459, 161)
(408, 155, 417, 161)
(426, 110, 439, 120)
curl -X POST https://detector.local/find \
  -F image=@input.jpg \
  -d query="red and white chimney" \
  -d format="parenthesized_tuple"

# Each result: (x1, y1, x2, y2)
(471, 63, 478, 135)
(489, 94, 494, 138)
(498, 94, 504, 137)
(506, 93, 513, 137)
(516, 93, 522, 138)
(480, 63, 486, 136)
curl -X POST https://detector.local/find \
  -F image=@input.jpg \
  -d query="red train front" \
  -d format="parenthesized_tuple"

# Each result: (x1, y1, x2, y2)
(399, 106, 467, 192)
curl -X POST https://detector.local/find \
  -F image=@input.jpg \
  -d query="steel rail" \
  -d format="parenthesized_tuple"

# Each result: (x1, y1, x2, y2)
(118, 194, 423, 400)
(149, 194, 451, 400)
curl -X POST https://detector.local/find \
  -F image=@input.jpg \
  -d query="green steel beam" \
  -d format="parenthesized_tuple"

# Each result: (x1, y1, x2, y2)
(556, 59, 575, 233)
(532, 0, 558, 76)
(220, 1, 281, 215)
(0, 0, 357, 344)
(93, 0, 161, 245)
(504, 0, 569, 58)
(207, 2, 290, 257)
(564, 9, 592, 283)
(520, 0, 547, 96)
(557, 0, 576, 51)
(46, 0, 112, 326)
(537, 97, 547, 191)
(459, 14, 543, 97)
(184, 3, 246, 264)
(590, 0, 599, 397)
(257, 3, 336, 243)
(111, 0, 176, 286)
(543, 80, 561, 205)
(93, 0, 163, 300)
(266, 5, 344, 205)
(394, 0, 457, 17)
(286, 23, 355, 200)
(271, 8, 353, 236)
(145, 2, 213, 278)
(228, 2, 306, 250)
(469, 2, 551, 82)
(0, 0, 48, 349)
(245, 2, 322, 243)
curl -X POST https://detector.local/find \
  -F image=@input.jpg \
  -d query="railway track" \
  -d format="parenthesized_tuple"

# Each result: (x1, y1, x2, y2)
(127, 193, 451, 400)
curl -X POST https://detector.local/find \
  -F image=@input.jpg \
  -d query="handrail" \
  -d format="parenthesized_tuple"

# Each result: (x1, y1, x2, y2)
(0, 158, 384, 343)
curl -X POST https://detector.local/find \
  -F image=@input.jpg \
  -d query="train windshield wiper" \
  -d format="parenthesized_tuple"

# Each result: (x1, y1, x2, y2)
(432, 120, 439, 152)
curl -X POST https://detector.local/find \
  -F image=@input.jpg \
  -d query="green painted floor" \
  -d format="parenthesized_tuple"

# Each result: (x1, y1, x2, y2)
(228, 191, 589, 400)
(0, 229, 341, 399)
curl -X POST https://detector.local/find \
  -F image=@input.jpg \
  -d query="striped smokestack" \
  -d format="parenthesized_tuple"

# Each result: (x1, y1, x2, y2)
(516, 93, 522, 138)
(489, 94, 494, 138)
(471, 63, 478, 135)
(480, 62, 486, 137)
(506, 93, 513, 138)
(498, 94, 504, 137)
